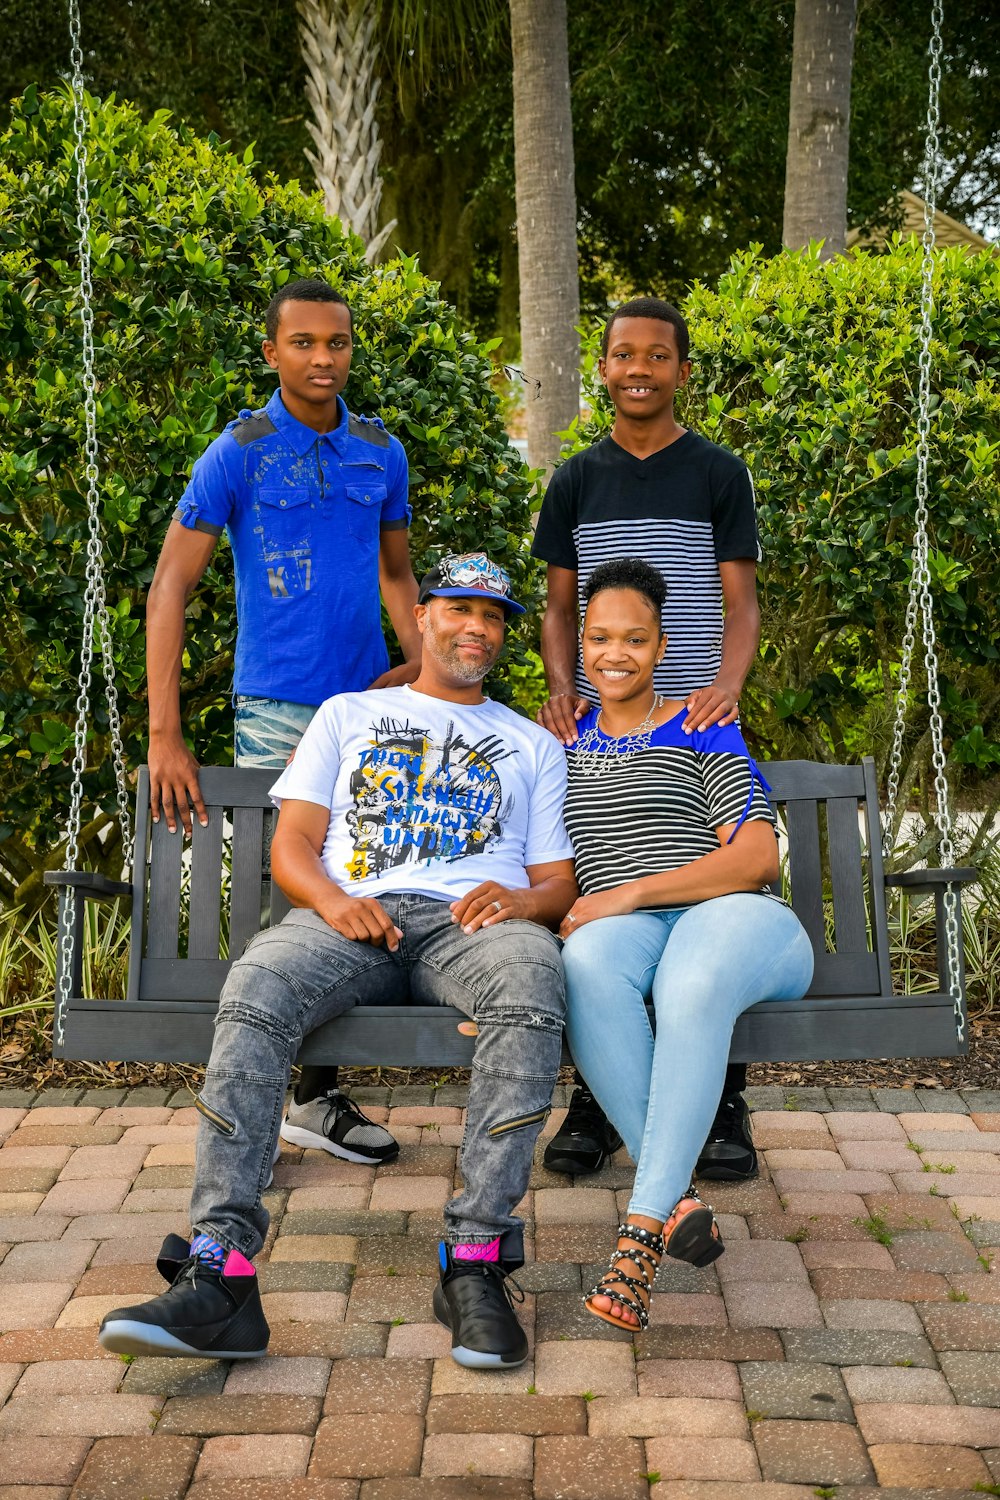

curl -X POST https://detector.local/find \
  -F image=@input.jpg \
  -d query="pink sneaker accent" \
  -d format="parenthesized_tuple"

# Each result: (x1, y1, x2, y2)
(453, 1237, 501, 1263)
(223, 1248, 256, 1277)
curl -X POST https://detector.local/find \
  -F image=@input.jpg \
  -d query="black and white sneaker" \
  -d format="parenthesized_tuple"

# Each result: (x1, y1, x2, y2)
(433, 1242, 528, 1369)
(279, 1089, 399, 1165)
(543, 1083, 623, 1175)
(695, 1091, 758, 1181)
(98, 1235, 270, 1360)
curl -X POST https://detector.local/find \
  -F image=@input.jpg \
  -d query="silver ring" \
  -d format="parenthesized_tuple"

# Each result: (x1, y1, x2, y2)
(492, 900, 502, 912)
(566, 914, 577, 924)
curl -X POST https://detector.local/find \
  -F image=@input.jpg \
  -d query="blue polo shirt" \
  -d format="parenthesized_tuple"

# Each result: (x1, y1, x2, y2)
(174, 390, 411, 706)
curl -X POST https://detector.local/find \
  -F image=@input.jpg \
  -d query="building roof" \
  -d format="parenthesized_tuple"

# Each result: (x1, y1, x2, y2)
(847, 189, 995, 254)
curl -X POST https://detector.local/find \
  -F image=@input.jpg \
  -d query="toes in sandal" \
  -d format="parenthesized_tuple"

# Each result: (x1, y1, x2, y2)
(584, 1221, 665, 1332)
(662, 1187, 724, 1268)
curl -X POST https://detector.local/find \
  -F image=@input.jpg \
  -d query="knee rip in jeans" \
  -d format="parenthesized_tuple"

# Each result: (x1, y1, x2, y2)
(487, 1105, 551, 1138)
(473, 1006, 563, 1034)
(214, 998, 300, 1048)
(195, 1095, 236, 1137)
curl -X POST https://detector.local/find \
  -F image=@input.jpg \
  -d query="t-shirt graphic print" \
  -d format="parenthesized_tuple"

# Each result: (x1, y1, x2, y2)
(345, 715, 516, 880)
(270, 685, 573, 904)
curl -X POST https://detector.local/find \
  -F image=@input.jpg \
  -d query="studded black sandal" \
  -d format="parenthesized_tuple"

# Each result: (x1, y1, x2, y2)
(584, 1220, 665, 1332)
(662, 1187, 725, 1268)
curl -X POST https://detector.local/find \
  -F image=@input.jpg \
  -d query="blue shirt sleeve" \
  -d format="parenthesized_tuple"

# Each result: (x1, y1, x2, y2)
(174, 430, 239, 535)
(380, 436, 412, 529)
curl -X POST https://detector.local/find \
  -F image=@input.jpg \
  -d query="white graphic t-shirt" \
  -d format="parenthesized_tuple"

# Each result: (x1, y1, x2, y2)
(270, 685, 573, 903)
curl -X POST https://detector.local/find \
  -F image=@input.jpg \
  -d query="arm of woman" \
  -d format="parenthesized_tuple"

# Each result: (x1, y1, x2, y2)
(558, 818, 779, 938)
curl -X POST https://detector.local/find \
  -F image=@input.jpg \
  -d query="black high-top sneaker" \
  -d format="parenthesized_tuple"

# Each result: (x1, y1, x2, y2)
(98, 1234, 270, 1359)
(695, 1091, 758, 1181)
(433, 1238, 528, 1369)
(543, 1082, 623, 1175)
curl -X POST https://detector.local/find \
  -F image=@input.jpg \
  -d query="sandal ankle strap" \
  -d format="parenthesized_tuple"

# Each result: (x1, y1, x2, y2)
(617, 1221, 665, 1256)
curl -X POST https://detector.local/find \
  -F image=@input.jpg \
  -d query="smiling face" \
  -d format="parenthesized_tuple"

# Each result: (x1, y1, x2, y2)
(262, 299, 353, 425)
(417, 594, 507, 688)
(582, 587, 665, 711)
(598, 316, 691, 424)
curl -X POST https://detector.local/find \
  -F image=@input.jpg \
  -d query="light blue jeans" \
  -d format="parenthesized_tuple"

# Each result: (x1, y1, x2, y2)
(233, 696, 316, 769)
(562, 893, 814, 1223)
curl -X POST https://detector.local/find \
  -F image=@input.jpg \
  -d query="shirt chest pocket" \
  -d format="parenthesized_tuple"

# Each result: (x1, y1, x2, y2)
(345, 482, 385, 549)
(254, 487, 314, 558)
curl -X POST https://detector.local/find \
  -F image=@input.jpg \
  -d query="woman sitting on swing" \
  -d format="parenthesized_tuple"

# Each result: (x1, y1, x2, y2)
(558, 557, 814, 1331)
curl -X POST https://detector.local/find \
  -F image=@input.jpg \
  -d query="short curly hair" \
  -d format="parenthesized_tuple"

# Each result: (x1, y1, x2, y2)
(583, 557, 667, 623)
(601, 296, 689, 363)
(265, 278, 352, 342)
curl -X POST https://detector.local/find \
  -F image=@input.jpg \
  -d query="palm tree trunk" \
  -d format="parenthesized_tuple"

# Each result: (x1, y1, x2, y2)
(782, 0, 857, 258)
(509, 0, 580, 475)
(297, 0, 396, 261)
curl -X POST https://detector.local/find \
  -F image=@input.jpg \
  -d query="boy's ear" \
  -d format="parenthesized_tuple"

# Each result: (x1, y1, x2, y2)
(678, 359, 692, 388)
(597, 356, 608, 384)
(262, 338, 279, 371)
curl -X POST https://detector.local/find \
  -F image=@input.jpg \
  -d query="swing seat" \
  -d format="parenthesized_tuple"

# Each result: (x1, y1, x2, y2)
(45, 757, 976, 1065)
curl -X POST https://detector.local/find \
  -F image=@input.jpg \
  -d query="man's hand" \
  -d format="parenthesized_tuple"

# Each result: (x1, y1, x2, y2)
(450, 881, 534, 933)
(148, 732, 208, 835)
(537, 693, 590, 746)
(682, 682, 740, 735)
(558, 885, 636, 940)
(317, 889, 402, 948)
(367, 660, 421, 691)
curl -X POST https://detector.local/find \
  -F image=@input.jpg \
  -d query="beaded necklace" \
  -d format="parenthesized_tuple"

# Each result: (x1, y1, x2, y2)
(572, 694, 665, 777)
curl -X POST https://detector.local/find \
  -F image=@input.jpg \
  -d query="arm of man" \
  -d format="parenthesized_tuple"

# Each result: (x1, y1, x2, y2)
(683, 559, 760, 733)
(368, 527, 421, 689)
(449, 858, 578, 935)
(270, 798, 402, 948)
(559, 820, 777, 937)
(538, 565, 589, 745)
(146, 522, 220, 834)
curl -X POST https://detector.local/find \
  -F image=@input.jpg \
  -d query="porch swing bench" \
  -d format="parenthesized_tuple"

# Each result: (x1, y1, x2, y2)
(45, 757, 976, 1067)
(49, 0, 974, 1073)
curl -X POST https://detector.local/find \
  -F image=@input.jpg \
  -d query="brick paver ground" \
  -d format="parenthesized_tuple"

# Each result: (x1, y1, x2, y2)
(0, 1085, 998, 1497)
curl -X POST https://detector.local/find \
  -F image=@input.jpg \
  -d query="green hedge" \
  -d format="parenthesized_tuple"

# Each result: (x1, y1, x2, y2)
(566, 242, 1000, 784)
(0, 88, 537, 907)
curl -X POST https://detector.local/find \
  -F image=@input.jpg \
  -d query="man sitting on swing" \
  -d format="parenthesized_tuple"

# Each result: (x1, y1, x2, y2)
(100, 553, 576, 1370)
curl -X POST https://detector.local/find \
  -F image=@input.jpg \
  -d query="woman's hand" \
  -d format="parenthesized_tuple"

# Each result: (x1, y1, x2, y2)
(559, 886, 637, 939)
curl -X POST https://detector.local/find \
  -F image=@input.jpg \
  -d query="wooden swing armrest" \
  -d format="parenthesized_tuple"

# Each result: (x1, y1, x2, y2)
(884, 866, 978, 893)
(43, 870, 133, 901)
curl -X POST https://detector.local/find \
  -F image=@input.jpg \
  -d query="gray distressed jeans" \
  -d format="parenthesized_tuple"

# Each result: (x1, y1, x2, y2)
(190, 897, 565, 1260)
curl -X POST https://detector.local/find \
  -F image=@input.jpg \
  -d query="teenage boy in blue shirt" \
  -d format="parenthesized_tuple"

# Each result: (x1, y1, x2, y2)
(146, 278, 419, 1164)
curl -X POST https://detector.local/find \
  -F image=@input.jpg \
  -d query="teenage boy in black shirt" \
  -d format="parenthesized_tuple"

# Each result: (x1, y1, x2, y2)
(532, 296, 761, 1182)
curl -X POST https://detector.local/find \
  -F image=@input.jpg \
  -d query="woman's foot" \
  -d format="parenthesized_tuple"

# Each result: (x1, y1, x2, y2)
(661, 1188, 725, 1268)
(584, 1194, 725, 1331)
(585, 1217, 664, 1331)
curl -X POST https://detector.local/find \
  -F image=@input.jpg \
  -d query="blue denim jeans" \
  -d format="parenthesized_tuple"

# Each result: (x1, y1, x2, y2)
(190, 899, 565, 1259)
(562, 893, 814, 1222)
(234, 696, 316, 770)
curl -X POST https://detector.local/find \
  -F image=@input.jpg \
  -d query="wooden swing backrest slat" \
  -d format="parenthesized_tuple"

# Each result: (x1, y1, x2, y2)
(127, 758, 891, 1006)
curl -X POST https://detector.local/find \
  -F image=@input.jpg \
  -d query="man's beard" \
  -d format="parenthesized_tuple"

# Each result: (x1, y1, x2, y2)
(422, 617, 498, 683)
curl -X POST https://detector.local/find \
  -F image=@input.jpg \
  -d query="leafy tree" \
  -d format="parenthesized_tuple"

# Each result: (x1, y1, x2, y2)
(3, 0, 997, 336)
(567, 241, 1000, 828)
(0, 88, 536, 911)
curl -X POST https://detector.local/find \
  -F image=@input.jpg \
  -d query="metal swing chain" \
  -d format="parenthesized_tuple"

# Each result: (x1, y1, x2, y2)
(56, 0, 134, 1049)
(881, 0, 964, 1044)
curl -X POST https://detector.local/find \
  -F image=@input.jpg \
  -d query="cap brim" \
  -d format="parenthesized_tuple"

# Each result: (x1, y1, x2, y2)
(421, 586, 525, 616)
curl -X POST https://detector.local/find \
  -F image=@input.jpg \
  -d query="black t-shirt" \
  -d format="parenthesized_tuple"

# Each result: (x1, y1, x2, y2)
(532, 431, 760, 700)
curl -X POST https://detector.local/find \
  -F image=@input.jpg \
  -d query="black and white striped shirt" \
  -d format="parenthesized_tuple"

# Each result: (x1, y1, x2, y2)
(564, 710, 776, 899)
(532, 431, 760, 703)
